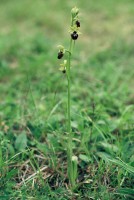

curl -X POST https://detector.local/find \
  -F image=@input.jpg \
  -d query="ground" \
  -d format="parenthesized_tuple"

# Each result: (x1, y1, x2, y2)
(0, 0, 134, 199)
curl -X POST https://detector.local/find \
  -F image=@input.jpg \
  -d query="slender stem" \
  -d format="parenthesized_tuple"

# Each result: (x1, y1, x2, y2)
(66, 37, 75, 189)
(67, 38, 73, 155)
(67, 16, 74, 155)
(66, 15, 77, 189)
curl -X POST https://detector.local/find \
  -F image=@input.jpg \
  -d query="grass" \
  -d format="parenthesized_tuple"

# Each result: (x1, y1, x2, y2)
(0, 0, 134, 199)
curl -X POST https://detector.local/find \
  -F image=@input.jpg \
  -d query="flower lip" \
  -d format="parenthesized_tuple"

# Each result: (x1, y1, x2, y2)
(71, 31, 78, 40)
(76, 20, 80, 27)
(62, 69, 66, 73)
(57, 51, 64, 59)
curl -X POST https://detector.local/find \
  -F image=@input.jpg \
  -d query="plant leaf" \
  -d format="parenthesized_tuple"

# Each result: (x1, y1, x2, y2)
(79, 154, 91, 163)
(15, 132, 27, 151)
(116, 188, 134, 199)
(98, 152, 134, 174)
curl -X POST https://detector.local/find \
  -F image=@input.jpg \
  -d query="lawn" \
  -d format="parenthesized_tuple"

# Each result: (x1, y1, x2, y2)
(0, 0, 134, 199)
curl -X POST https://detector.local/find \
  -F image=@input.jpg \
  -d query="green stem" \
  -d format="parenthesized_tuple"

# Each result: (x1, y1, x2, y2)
(67, 38, 73, 155)
(66, 38, 74, 187)
(66, 16, 77, 189)
(67, 17, 74, 154)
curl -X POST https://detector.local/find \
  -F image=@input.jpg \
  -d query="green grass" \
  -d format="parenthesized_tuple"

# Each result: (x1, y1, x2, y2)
(0, 0, 134, 199)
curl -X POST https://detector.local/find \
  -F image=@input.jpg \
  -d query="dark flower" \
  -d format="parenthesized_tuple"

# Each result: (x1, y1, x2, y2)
(57, 51, 64, 59)
(76, 20, 80, 27)
(62, 69, 66, 73)
(71, 31, 79, 40)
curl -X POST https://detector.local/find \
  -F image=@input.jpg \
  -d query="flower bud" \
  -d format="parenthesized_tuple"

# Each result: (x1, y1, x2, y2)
(71, 7, 79, 17)
(59, 60, 67, 73)
(72, 155, 78, 163)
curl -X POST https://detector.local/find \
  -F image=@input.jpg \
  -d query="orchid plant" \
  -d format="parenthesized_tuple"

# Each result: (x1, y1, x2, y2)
(57, 7, 81, 189)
